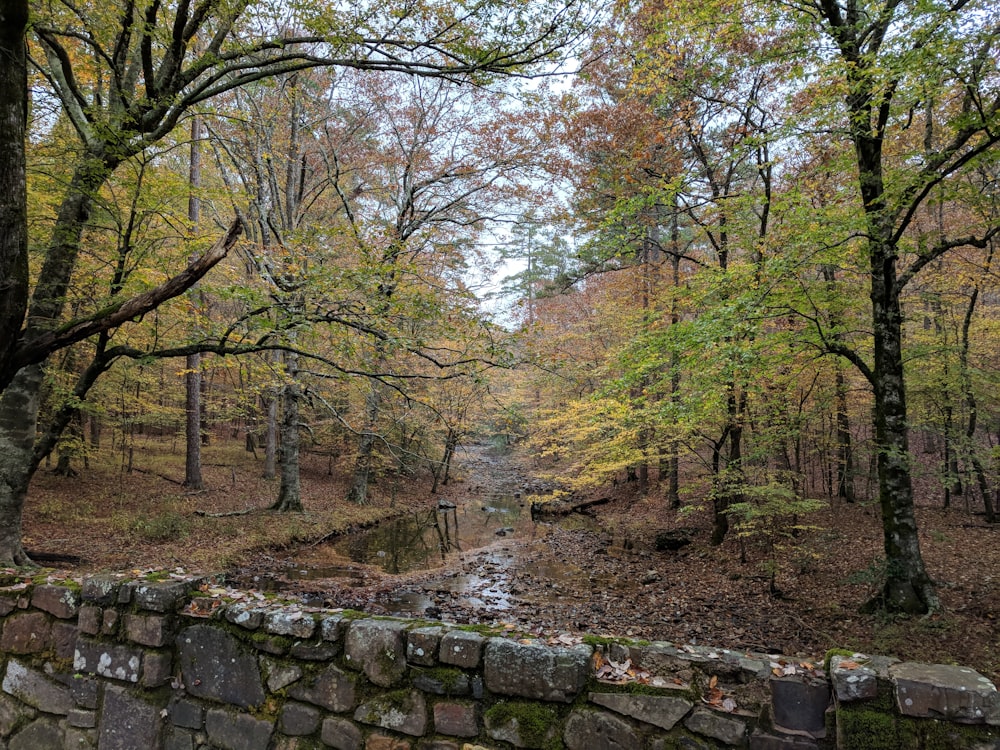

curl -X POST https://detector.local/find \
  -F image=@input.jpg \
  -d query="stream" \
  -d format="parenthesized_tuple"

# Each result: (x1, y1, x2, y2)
(228, 444, 636, 626)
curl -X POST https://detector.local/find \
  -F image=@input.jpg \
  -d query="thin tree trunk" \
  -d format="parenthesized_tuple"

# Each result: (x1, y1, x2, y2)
(346, 383, 382, 505)
(184, 117, 204, 489)
(264, 389, 278, 479)
(834, 365, 855, 503)
(184, 355, 203, 489)
(271, 349, 303, 512)
(959, 285, 996, 523)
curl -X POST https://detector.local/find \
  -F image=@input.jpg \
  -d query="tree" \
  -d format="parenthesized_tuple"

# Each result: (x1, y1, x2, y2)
(786, 0, 1000, 613)
(0, 0, 589, 564)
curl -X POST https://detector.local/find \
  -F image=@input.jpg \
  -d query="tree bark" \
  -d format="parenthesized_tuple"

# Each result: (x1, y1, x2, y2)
(869, 240, 937, 612)
(184, 117, 204, 490)
(264, 390, 278, 479)
(0, 0, 28, 386)
(271, 349, 303, 512)
(184, 356, 204, 489)
(346, 383, 382, 505)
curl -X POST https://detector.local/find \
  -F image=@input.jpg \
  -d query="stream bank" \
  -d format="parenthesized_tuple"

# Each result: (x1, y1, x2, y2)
(228, 444, 814, 654)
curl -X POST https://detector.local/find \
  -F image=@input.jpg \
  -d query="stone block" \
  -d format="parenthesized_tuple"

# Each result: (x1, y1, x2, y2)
(2, 658, 73, 714)
(74, 638, 142, 683)
(407, 627, 443, 666)
(0, 612, 52, 654)
(205, 708, 274, 750)
(176, 624, 265, 708)
(125, 613, 173, 647)
(8, 716, 64, 749)
(749, 730, 820, 749)
(51, 621, 77, 659)
(81, 576, 120, 605)
(163, 727, 196, 750)
(484, 639, 590, 703)
(830, 655, 879, 703)
(31, 584, 80, 618)
(589, 691, 692, 731)
(413, 669, 471, 696)
(264, 609, 316, 638)
(263, 659, 303, 692)
(101, 608, 119, 635)
(70, 677, 98, 710)
(133, 581, 188, 612)
(168, 698, 203, 730)
(65, 726, 99, 749)
(279, 702, 321, 736)
(416, 742, 460, 750)
(485, 701, 562, 749)
(320, 614, 347, 642)
(97, 684, 161, 750)
(770, 675, 830, 737)
(141, 649, 173, 687)
(354, 690, 427, 737)
(563, 708, 639, 750)
(629, 642, 687, 675)
(77, 606, 101, 636)
(891, 661, 999, 724)
(224, 603, 265, 630)
(433, 701, 478, 737)
(68, 708, 96, 728)
(0, 691, 35, 736)
(290, 640, 339, 661)
(289, 663, 357, 712)
(439, 631, 484, 669)
(354, 690, 427, 736)
(0, 596, 17, 616)
(116, 582, 135, 604)
(252, 635, 289, 655)
(345, 619, 408, 687)
(321, 716, 363, 750)
(365, 733, 412, 750)
(684, 707, 747, 746)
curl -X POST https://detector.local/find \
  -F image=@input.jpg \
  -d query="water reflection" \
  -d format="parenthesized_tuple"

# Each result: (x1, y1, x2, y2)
(331, 494, 528, 575)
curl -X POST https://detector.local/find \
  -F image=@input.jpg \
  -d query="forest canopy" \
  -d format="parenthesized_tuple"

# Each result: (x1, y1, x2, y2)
(0, 0, 997, 617)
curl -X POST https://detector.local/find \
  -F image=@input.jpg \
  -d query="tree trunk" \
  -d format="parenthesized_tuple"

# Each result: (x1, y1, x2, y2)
(834, 365, 855, 503)
(959, 285, 996, 523)
(0, 146, 113, 565)
(869, 240, 937, 613)
(184, 354, 204, 489)
(264, 390, 278, 479)
(184, 117, 204, 489)
(0, 0, 29, 387)
(346, 383, 382, 505)
(271, 350, 303, 512)
(0, 364, 43, 566)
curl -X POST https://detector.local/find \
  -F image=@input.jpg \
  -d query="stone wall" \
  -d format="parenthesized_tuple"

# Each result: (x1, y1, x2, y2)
(0, 574, 997, 749)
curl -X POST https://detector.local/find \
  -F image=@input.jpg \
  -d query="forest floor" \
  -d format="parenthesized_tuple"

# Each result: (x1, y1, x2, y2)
(21, 435, 1000, 683)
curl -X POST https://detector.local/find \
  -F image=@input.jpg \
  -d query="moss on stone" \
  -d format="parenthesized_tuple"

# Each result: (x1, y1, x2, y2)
(836, 704, 899, 749)
(900, 716, 998, 749)
(414, 666, 465, 692)
(485, 700, 564, 750)
(824, 647, 858, 673)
